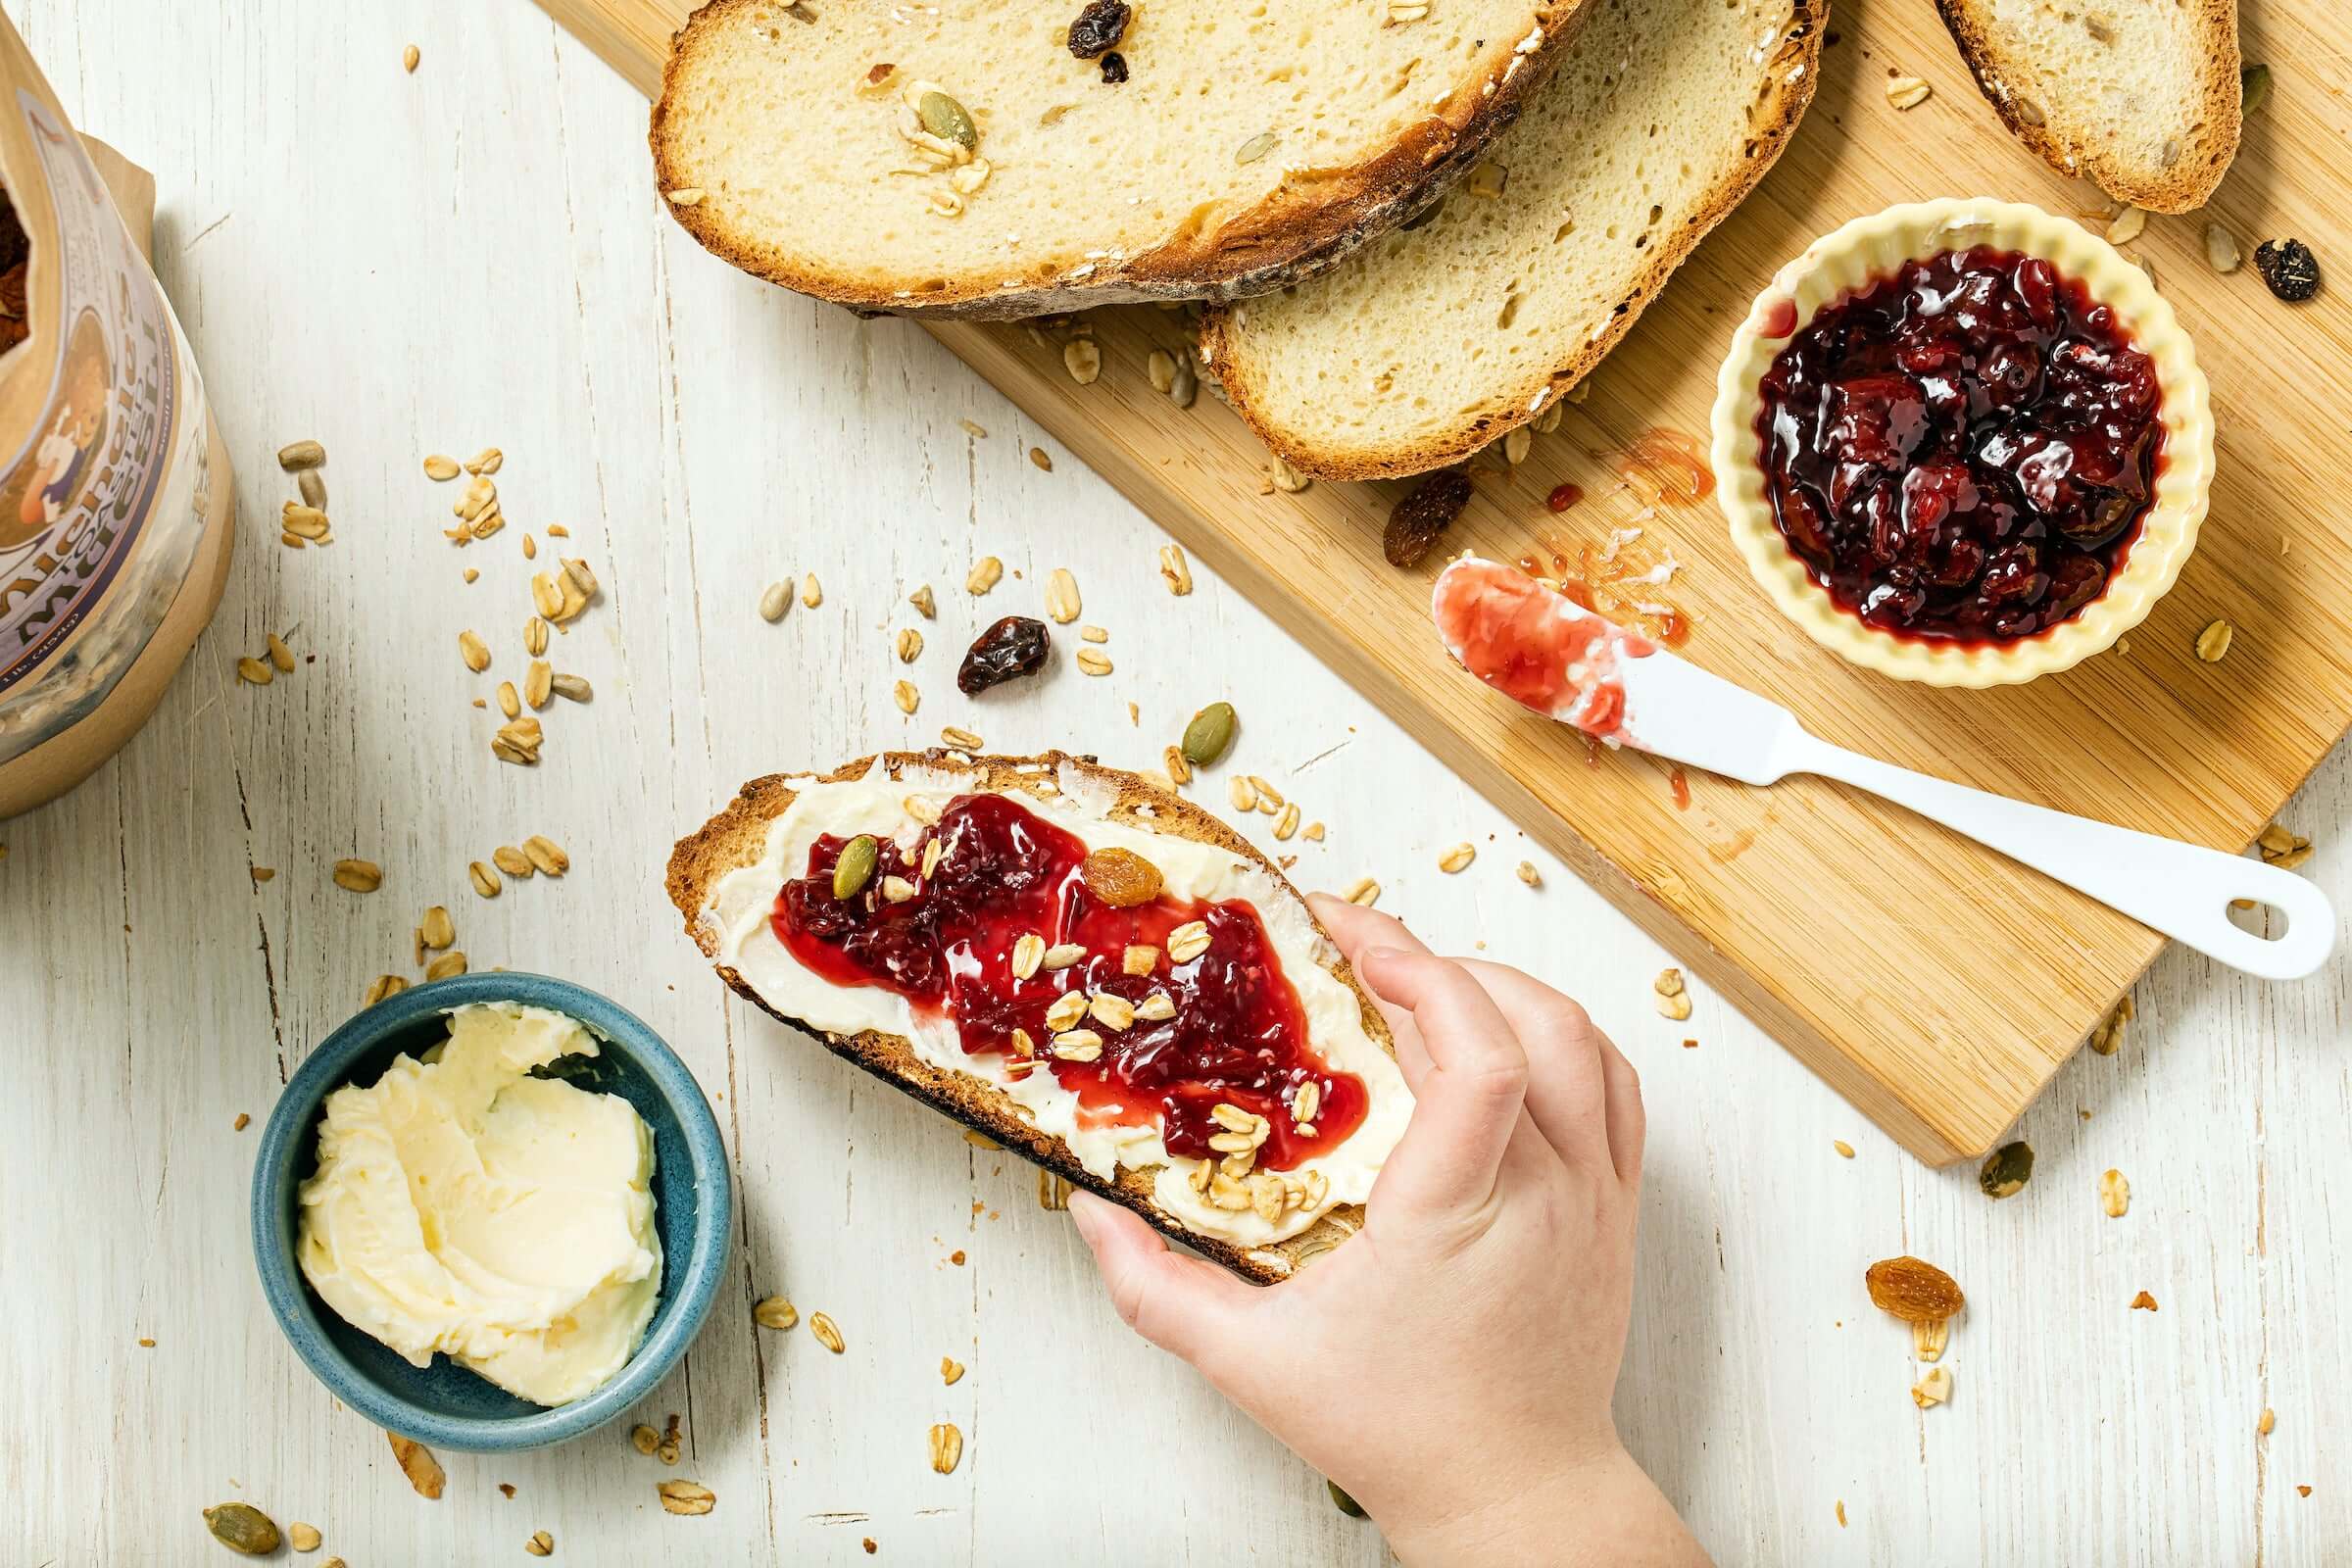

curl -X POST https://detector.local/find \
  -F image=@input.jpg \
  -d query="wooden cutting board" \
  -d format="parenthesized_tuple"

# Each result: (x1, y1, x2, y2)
(535, 0, 2352, 1163)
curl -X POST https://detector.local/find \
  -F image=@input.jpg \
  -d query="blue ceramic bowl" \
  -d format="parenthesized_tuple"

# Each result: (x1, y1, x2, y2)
(251, 972, 732, 1452)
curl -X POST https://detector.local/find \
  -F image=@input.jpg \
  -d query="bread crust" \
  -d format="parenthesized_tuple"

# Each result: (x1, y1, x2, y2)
(1934, 0, 2240, 215)
(649, 0, 1589, 320)
(1199, 0, 1827, 482)
(664, 750, 1394, 1283)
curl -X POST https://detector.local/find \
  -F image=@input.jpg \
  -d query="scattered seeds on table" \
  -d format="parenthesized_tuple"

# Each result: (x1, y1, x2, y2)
(531, 572, 564, 620)
(425, 952, 468, 981)
(524, 616, 550, 657)
(420, 905, 455, 950)
(390, 1433, 446, 1498)
(2099, 1168, 2131, 1217)
(1075, 647, 1112, 676)
(333, 858, 383, 894)
(908, 583, 937, 618)
(1274, 803, 1299, 841)
(2194, 619, 2233, 662)
(266, 633, 296, 674)
(1438, 842, 1476, 873)
(1045, 566, 1082, 623)
(1157, 543, 1193, 596)
(521, 534, 537, 561)
(364, 973, 408, 1006)
(966, 556, 1004, 595)
(523, 835, 569, 875)
(894, 680, 920, 715)
(2260, 1407, 2277, 1436)
(298, 468, 326, 511)
(930, 1422, 964, 1475)
(1343, 875, 1381, 906)
(1272, 460, 1312, 493)
(203, 1502, 280, 1554)
(459, 630, 490, 672)
(1227, 775, 1257, 812)
(549, 672, 592, 703)
(468, 860, 502, 899)
(759, 581, 792, 622)
(525, 1532, 554, 1557)
(236, 656, 273, 686)
(800, 572, 821, 609)
(288, 1520, 322, 1552)
(1515, 860, 1541, 887)
(497, 681, 520, 719)
(423, 453, 461, 481)
(1181, 701, 1237, 766)
(810, 1312, 846, 1353)
(1979, 1140, 2034, 1199)
(942, 1356, 964, 1385)
(1911, 1316, 1948, 1361)
(276, 439, 325, 471)
(524, 661, 553, 710)
(494, 845, 535, 878)
(896, 627, 924, 662)
(403, 41, 420, 72)
(754, 1296, 799, 1331)
(1029, 447, 1054, 472)
(941, 724, 984, 751)
(656, 1481, 716, 1517)
(1911, 1365, 1954, 1408)
(1833, 1139, 1856, 1159)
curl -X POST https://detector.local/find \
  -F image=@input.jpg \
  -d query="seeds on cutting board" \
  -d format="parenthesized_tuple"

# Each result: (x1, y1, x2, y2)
(966, 556, 1004, 595)
(332, 858, 383, 893)
(1438, 842, 1475, 873)
(2193, 619, 2233, 662)
(656, 1480, 716, 1516)
(1168, 358, 1198, 408)
(1063, 339, 1102, 384)
(2104, 206, 2147, 246)
(2204, 223, 2243, 274)
(469, 860, 502, 899)
(1271, 460, 1311, 493)
(1885, 75, 1932, 110)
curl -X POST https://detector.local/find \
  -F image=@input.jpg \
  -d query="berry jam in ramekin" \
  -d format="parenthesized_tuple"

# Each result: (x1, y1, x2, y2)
(1755, 245, 2164, 645)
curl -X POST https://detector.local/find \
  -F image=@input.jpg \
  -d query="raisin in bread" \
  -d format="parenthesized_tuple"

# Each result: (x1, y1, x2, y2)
(1200, 0, 1823, 480)
(1936, 0, 2240, 215)
(651, 0, 1587, 318)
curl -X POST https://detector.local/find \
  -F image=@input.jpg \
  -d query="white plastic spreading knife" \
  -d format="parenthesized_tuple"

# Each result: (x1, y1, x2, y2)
(1432, 556, 2336, 981)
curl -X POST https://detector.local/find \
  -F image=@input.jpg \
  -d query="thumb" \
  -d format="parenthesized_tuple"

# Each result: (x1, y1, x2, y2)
(1068, 1189, 1260, 1375)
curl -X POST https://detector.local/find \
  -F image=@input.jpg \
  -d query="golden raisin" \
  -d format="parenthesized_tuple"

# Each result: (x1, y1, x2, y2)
(1864, 1255, 1965, 1322)
(1081, 848, 1163, 908)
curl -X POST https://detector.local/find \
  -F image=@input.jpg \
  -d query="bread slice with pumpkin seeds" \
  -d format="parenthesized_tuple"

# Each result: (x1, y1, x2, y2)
(650, 0, 1589, 318)
(665, 751, 1409, 1282)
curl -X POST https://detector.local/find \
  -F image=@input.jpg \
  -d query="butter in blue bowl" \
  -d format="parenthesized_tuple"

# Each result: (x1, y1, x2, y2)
(250, 972, 732, 1452)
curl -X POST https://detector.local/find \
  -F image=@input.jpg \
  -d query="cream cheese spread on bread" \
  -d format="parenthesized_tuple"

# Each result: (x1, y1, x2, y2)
(706, 760, 1410, 1246)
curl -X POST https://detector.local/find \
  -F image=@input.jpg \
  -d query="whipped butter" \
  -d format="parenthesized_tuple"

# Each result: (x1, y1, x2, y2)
(707, 760, 1412, 1252)
(297, 1002, 662, 1406)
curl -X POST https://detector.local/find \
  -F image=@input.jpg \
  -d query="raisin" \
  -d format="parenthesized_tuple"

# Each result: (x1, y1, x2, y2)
(2254, 238, 2321, 303)
(1066, 0, 1131, 58)
(1864, 1255, 1965, 1322)
(956, 615, 1051, 695)
(1081, 847, 1163, 907)
(1384, 469, 1473, 566)
(1100, 50, 1129, 83)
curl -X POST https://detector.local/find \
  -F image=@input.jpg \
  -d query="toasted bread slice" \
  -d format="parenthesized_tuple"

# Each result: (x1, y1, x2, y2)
(1936, 0, 2240, 215)
(651, 0, 1588, 318)
(665, 751, 1399, 1282)
(1200, 0, 1824, 480)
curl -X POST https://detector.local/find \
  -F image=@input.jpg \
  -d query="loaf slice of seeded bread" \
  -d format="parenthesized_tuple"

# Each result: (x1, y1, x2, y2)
(664, 751, 1396, 1283)
(1935, 0, 2240, 215)
(651, 0, 1588, 318)
(1200, 0, 1825, 480)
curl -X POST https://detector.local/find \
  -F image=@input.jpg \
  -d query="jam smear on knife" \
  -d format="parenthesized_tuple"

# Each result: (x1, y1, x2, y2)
(772, 792, 1363, 1168)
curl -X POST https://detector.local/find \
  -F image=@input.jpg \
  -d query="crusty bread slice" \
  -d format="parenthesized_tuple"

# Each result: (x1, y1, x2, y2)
(651, 0, 1587, 318)
(665, 751, 1395, 1283)
(1200, 0, 1824, 480)
(1936, 0, 2240, 215)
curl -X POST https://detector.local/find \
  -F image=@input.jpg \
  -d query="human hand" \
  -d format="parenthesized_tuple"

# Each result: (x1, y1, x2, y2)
(1067, 895, 1704, 1567)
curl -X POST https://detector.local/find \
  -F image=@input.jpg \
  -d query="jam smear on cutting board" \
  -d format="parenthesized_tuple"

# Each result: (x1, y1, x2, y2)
(1755, 245, 2162, 644)
(772, 792, 1364, 1168)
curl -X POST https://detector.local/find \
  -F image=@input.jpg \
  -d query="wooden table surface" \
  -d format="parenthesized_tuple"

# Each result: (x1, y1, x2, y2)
(6, 2, 2346, 1563)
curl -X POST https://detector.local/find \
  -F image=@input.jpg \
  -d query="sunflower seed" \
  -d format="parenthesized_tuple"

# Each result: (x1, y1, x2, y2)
(549, 672, 592, 703)
(2204, 222, 2243, 274)
(759, 580, 792, 622)
(1236, 130, 1278, 164)
(297, 468, 327, 511)
(2106, 206, 2147, 246)
(809, 1312, 846, 1353)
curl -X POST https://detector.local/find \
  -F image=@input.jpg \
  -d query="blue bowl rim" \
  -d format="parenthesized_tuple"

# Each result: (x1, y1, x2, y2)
(249, 971, 733, 1451)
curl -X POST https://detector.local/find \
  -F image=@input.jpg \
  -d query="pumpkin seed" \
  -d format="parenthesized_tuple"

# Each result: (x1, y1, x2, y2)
(1181, 702, 1237, 765)
(656, 1480, 716, 1516)
(833, 835, 879, 900)
(332, 858, 383, 893)
(523, 834, 569, 875)
(468, 860, 501, 898)
(2241, 63, 2272, 118)
(1979, 1140, 2034, 1199)
(2205, 222, 2243, 274)
(917, 89, 978, 148)
(1236, 130, 1278, 165)
(1328, 1481, 1365, 1518)
(203, 1501, 281, 1554)
(276, 439, 325, 471)
(549, 672, 593, 703)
